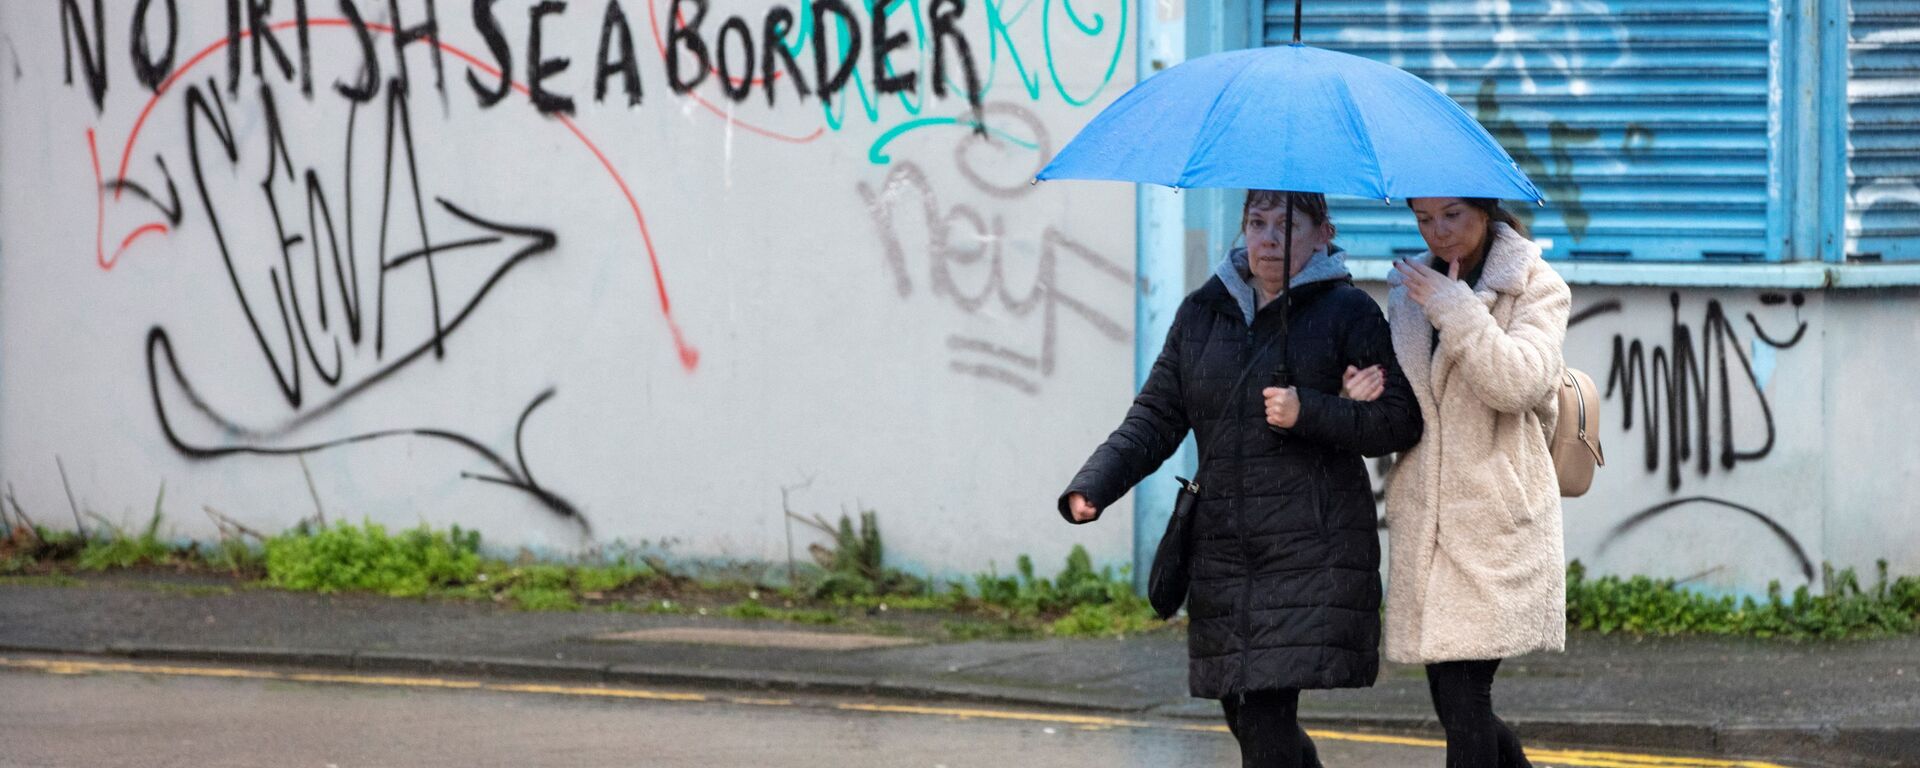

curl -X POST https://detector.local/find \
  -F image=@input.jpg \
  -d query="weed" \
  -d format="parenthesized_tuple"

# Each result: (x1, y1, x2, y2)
(0, 555, 26, 575)
(509, 586, 581, 611)
(198, 538, 265, 576)
(975, 547, 1149, 614)
(263, 521, 481, 597)
(513, 564, 572, 591)
(805, 510, 927, 599)
(1049, 602, 1160, 638)
(721, 600, 839, 625)
(722, 600, 774, 620)
(785, 608, 839, 625)
(76, 511, 175, 571)
(572, 562, 645, 593)
(941, 619, 1036, 641)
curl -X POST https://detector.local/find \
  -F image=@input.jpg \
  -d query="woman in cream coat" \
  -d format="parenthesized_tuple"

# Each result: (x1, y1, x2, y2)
(1384, 197, 1570, 767)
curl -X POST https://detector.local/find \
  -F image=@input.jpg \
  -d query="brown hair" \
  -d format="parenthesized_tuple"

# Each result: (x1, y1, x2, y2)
(1241, 189, 1330, 233)
(1463, 197, 1529, 238)
(1408, 197, 1530, 239)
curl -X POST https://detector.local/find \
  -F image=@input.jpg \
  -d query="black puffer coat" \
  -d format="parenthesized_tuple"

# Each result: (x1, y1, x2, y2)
(1061, 274, 1422, 698)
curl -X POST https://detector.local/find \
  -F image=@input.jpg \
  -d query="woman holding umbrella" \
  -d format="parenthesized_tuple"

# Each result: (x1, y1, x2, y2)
(1364, 197, 1570, 767)
(1058, 190, 1422, 767)
(1033, 10, 1554, 762)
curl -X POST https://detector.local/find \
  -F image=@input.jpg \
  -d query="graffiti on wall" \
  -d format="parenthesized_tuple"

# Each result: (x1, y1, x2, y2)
(1582, 292, 1817, 582)
(1362, 291, 1821, 584)
(1598, 293, 1806, 491)
(141, 76, 586, 523)
(36, 0, 1130, 529)
(818, 0, 1132, 163)
(860, 101, 1130, 395)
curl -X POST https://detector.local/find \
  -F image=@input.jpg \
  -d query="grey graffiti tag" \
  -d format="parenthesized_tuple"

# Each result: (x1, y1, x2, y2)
(859, 106, 1128, 394)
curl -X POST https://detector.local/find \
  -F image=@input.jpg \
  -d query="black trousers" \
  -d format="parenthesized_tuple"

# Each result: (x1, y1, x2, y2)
(1425, 659, 1532, 768)
(1219, 689, 1322, 768)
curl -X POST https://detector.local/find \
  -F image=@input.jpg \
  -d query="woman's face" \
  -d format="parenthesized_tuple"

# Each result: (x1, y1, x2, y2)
(1244, 203, 1333, 287)
(1410, 198, 1491, 265)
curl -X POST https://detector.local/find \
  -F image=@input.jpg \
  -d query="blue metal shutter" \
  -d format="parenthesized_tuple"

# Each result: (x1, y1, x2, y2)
(1847, 0, 1920, 261)
(1266, 0, 1773, 262)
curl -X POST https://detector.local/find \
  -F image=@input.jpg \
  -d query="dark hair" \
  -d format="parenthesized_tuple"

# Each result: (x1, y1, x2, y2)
(1241, 190, 1330, 232)
(1463, 197, 1530, 238)
(1408, 197, 1530, 239)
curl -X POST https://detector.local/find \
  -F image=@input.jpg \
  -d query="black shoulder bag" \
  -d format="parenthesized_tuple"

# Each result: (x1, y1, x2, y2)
(1147, 329, 1290, 620)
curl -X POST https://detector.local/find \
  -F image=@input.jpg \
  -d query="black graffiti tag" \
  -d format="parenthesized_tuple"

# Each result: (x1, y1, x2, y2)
(152, 74, 585, 529)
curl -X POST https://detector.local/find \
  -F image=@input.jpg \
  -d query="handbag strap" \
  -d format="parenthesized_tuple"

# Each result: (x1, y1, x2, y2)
(1188, 324, 1290, 484)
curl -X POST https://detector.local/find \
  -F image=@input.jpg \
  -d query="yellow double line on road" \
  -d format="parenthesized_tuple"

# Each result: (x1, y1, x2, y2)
(838, 703, 1792, 768)
(0, 656, 1791, 768)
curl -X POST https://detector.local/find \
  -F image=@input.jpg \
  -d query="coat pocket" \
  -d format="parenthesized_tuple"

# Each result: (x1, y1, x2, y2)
(1499, 455, 1540, 528)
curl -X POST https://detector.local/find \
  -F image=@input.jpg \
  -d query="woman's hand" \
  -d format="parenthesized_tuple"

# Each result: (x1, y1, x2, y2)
(1066, 492, 1100, 523)
(1392, 257, 1464, 309)
(1262, 386, 1301, 428)
(1341, 365, 1385, 402)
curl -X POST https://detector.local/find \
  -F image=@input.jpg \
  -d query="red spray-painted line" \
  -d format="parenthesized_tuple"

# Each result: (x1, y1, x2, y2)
(98, 18, 716, 370)
(118, 223, 172, 253)
(664, 2, 785, 89)
(90, 129, 168, 270)
(113, 26, 237, 193)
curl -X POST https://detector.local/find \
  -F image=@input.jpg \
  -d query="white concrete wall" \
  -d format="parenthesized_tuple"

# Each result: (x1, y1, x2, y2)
(0, 0, 1140, 580)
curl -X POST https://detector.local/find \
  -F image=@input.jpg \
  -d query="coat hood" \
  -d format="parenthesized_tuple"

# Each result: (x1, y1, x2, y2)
(1216, 244, 1351, 326)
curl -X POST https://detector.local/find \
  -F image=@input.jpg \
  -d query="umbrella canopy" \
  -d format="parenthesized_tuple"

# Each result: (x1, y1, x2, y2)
(1036, 43, 1543, 203)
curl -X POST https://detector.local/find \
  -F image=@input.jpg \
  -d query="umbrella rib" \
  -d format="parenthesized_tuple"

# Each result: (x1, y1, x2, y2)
(1331, 74, 1389, 200)
(1177, 52, 1266, 189)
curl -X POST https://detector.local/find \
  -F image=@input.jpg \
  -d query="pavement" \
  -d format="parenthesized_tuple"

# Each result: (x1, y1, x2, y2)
(2, 571, 1916, 767)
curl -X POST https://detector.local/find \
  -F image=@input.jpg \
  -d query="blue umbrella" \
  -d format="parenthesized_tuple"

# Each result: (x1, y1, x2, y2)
(1036, 42, 1542, 202)
(1036, 25, 1540, 400)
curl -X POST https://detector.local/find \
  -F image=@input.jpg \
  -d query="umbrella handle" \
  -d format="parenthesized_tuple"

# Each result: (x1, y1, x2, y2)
(1266, 194, 1298, 436)
(1266, 364, 1293, 436)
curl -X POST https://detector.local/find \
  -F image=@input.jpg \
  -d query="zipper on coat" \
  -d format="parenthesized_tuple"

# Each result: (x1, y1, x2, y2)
(1310, 460, 1331, 540)
(1235, 324, 1256, 694)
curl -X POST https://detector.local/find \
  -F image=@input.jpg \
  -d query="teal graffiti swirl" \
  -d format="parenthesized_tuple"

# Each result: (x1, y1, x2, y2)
(868, 116, 1043, 163)
(766, 0, 1128, 162)
(1044, 0, 1127, 107)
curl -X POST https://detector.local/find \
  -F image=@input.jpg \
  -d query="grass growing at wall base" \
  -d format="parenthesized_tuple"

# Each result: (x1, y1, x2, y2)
(2, 515, 1160, 638)
(15, 515, 1920, 643)
(1566, 560, 1920, 640)
(75, 513, 175, 571)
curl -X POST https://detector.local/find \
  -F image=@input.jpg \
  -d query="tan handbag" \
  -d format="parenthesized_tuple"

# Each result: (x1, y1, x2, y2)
(1547, 368, 1605, 497)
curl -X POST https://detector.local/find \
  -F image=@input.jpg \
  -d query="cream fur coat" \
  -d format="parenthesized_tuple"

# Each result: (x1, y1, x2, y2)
(1383, 223, 1570, 664)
